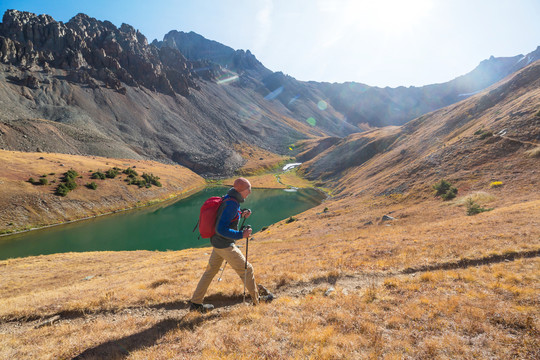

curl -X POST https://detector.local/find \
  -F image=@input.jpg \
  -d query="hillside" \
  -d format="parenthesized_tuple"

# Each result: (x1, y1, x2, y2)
(1, 56, 538, 358)
(0, 150, 205, 234)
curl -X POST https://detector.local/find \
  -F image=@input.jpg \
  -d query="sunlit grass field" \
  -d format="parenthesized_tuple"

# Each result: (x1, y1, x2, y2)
(1, 188, 538, 359)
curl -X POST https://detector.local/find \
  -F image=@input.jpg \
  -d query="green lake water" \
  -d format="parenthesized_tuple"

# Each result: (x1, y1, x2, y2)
(0, 187, 325, 260)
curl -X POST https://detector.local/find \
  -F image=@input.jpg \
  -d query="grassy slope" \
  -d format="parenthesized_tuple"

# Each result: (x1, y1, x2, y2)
(1, 66, 540, 359)
(0, 150, 206, 234)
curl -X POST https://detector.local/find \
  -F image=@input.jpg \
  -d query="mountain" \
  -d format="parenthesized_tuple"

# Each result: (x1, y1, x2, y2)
(150, 29, 540, 129)
(0, 9, 538, 176)
(0, 10, 357, 176)
(315, 49, 540, 128)
(299, 58, 540, 196)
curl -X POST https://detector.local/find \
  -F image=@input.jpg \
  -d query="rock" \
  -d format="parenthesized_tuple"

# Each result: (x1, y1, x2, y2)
(324, 287, 335, 297)
(381, 215, 395, 222)
(364, 220, 373, 226)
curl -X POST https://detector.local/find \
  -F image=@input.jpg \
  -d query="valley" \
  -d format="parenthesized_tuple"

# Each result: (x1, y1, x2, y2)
(0, 8, 539, 360)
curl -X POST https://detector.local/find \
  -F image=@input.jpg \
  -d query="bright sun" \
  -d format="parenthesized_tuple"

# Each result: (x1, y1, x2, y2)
(321, 0, 433, 36)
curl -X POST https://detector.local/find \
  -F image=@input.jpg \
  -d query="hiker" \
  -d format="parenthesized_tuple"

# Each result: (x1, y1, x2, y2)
(189, 177, 273, 312)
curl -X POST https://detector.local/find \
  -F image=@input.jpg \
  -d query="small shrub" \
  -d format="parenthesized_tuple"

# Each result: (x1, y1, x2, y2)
(105, 168, 119, 179)
(49, 172, 55, 175)
(123, 167, 138, 177)
(489, 181, 503, 188)
(433, 179, 458, 201)
(38, 177, 48, 185)
(261, 226, 269, 231)
(286, 216, 297, 224)
(64, 169, 79, 181)
(65, 179, 77, 190)
(91, 171, 106, 180)
(55, 183, 70, 196)
(441, 186, 458, 200)
(86, 182, 98, 190)
(28, 177, 35, 184)
(466, 198, 493, 216)
(323, 207, 329, 213)
(40, 174, 47, 178)
(142, 173, 162, 187)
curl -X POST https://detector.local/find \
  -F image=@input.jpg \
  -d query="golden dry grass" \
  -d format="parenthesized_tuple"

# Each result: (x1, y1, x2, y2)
(1, 187, 538, 359)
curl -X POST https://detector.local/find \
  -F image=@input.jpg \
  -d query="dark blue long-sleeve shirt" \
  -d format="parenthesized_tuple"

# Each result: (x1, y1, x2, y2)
(210, 188, 245, 248)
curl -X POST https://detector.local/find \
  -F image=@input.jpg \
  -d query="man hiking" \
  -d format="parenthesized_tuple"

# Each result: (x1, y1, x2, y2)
(189, 177, 273, 312)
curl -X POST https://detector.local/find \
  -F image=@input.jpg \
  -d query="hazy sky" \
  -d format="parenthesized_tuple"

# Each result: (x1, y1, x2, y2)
(2, 0, 539, 87)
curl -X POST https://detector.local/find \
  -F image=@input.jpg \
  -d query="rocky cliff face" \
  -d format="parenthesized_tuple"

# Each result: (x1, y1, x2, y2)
(0, 10, 200, 96)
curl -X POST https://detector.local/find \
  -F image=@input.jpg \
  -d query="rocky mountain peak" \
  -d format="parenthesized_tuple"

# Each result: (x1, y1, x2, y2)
(0, 10, 196, 96)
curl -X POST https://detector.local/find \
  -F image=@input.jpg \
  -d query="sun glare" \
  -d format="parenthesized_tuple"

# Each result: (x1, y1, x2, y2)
(320, 0, 432, 36)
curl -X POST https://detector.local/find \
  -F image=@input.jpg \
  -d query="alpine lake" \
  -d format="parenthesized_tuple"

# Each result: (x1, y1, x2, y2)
(0, 186, 326, 260)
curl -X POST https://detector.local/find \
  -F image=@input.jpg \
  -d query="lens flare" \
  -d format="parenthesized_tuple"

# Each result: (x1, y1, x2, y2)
(264, 86, 284, 101)
(317, 100, 328, 110)
(288, 95, 300, 105)
(306, 117, 316, 126)
(217, 74, 239, 85)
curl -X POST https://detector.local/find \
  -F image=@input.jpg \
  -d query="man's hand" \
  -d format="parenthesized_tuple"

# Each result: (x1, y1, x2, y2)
(241, 209, 252, 219)
(242, 227, 252, 239)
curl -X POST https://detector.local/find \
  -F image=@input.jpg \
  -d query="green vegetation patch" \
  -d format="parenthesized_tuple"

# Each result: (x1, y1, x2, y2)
(55, 169, 79, 196)
(433, 179, 458, 201)
(466, 198, 493, 216)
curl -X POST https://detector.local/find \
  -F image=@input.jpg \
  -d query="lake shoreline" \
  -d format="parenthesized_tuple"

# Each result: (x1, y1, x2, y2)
(0, 184, 207, 239)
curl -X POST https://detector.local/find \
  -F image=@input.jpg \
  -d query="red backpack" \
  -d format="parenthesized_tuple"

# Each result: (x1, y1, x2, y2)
(195, 196, 237, 238)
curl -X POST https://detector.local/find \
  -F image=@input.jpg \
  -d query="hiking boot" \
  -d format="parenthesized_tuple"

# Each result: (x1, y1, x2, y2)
(259, 293, 275, 303)
(189, 302, 214, 313)
(257, 285, 275, 303)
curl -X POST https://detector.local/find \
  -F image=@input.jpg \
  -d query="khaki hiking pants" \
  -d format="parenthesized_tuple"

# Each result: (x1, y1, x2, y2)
(191, 245, 259, 305)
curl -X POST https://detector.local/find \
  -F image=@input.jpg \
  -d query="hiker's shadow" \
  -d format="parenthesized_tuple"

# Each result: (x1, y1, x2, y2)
(73, 295, 246, 359)
(148, 293, 246, 311)
(73, 313, 219, 359)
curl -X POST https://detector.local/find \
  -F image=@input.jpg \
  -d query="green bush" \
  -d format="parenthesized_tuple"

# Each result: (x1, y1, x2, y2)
(28, 177, 35, 184)
(466, 198, 493, 216)
(286, 216, 297, 224)
(441, 186, 458, 200)
(105, 168, 119, 179)
(433, 180, 458, 201)
(39, 177, 48, 185)
(65, 179, 77, 190)
(86, 182, 98, 190)
(56, 183, 70, 196)
(123, 167, 138, 177)
(142, 173, 162, 187)
(91, 171, 106, 180)
(64, 169, 79, 181)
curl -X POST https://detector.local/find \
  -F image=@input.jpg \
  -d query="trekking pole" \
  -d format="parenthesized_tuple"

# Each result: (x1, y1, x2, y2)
(243, 230, 249, 304)
(217, 262, 227, 282)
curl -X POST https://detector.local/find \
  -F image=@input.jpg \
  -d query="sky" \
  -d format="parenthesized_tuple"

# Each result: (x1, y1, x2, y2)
(1, 0, 540, 88)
